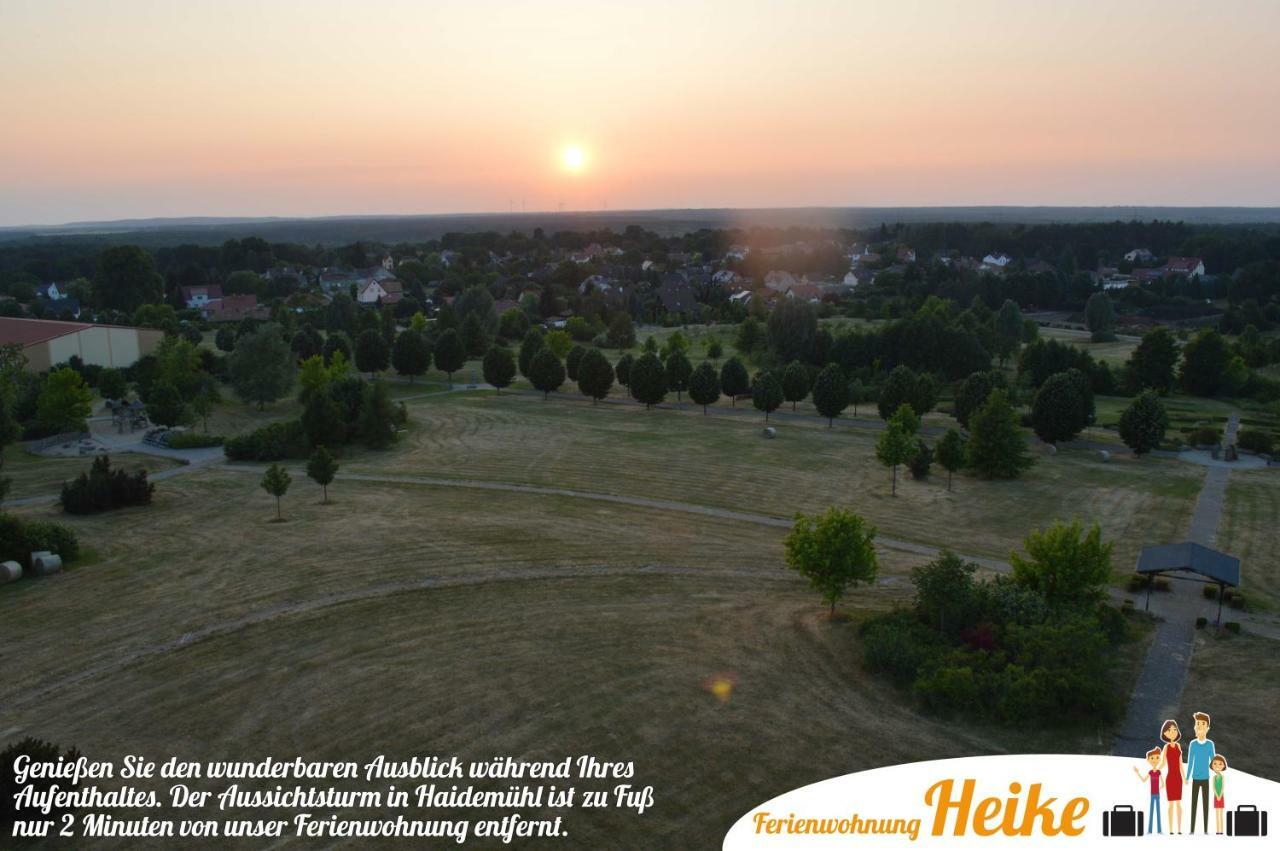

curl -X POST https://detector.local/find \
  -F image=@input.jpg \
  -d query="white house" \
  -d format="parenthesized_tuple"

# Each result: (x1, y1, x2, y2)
(180, 285, 223, 309)
(1124, 248, 1155, 264)
(35, 282, 66, 301)
(356, 278, 404, 304)
(982, 253, 1012, 268)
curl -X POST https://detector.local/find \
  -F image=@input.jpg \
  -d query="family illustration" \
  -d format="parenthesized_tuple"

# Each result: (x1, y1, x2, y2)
(1132, 712, 1228, 835)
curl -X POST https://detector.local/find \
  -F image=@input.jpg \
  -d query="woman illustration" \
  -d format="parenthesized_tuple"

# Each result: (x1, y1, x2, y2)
(1158, 719, 1184, 834)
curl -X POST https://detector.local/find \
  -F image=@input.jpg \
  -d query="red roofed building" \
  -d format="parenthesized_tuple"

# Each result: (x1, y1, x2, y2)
(205, 294, 270, 322)
(0, 317, 163, 372)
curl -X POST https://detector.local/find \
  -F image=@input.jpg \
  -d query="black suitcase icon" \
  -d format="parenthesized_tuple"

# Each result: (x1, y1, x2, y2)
(1103, 805, 1144, 837)
(1227, 805, 1268, 837)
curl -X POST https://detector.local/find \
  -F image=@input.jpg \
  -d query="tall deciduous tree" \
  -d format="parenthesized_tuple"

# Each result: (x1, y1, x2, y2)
(306, 445, 339, 503)
(94, 245, 163, 312)
(614, 353, 634, 388)
(36, 367, 94, 434)
(935, 428, 968, 492)
(1085, 292, 1117, 342)
(566, 344, 587, 381)
(784, 506, 878, 615)
(576, 347, 614, 404)
(528, 348, 566, 399)
(966, 389, 1032, 479)
(811, 363, 849, 426)
(954, 370, 1006, 429)
(355, 328, 390, 377)
(1031, 369, 1089, 445)
(687, 361, 721, 414)
(1118, 390, 1169, 455)
(664, 350, 692, 402)
(1126, 327, 1179, 394)
(433, 328, 466, 386)
(229, 323, 295, 409)
(391, 329, 431, 383)
(260, 463, 291, 521)
(629, 352, 667, 409)
(1179, 329, 1232, 397)
(875, 403, 920, 495)
(518, 328, 545, 377)
(359, 380, 397, 449)
(482, 345, 516, 393)
(781, 360, 811, 412)
(719, 357, 749, 405)
(994, 299, 1024, 365)
(751, 370, 783, 422)
(1010, 520, 1113, 607)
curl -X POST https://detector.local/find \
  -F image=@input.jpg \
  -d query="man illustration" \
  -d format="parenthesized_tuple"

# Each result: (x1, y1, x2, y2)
(1185, 711, 1216, 834)
(1133, 747, 1165, 834)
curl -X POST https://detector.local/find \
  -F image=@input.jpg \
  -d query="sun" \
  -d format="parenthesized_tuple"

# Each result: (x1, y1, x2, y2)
(561, 145, 586, 173)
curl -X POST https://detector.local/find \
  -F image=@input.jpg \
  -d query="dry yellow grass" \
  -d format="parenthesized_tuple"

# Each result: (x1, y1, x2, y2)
(2, 446, 181, 501)
(1220, 470, 1280, 609)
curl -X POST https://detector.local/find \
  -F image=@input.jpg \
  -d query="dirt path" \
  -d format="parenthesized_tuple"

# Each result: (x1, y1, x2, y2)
(1111, 414, 1239, 757)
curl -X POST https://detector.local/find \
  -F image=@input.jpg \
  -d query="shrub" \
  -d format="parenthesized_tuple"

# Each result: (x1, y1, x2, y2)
(1154, 577, 1171, 592)
(1203, 584, 1219, 599)
(1223, 621, 1241, 634)
(1227, 591, 1245, 610)
(165, 432, 224, 449)
(224, 420, 307, 461)
(60, 455, 154, 515)
(1188, 425, 1222, 447)
(1126, 574, 1148, 592)
(1236, 429, 1275, 454)
(1195, 616, 1208, 629)
(913, 663, 980, 717)
(0, 513, 81, 569)
(860, 613, 944, 687)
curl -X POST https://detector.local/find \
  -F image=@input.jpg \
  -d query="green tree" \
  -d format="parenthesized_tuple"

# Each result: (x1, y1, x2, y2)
(1031, 370, 1089, 445)
(664, 349, 692, 402)
(811, 363, 849, 426)
(1010, 520, 1113, 607)
(766, 299, 818, 363)
(614, 352, 634, 387)
(215, 327, 237, 353)
(911, 551, 977, 632)
(1085, 292, 1117, 342)
(146, 380, 188, 427)
(954, 370, 1006, 429)
(606, 312, 636, 349)
(1126, 327, 1179, 394)
(994, 299, 1024, 364)
(628, 352, 667, 409)
(751, 370, 783, 422)
(734, 317, 765, 356)
(94, 245, 163, 312)
(460, 312, 491, 357)
(1179, 329, 1232, 396)
(781, 360, 811, 412)
(576, 348, 614, 404)
(528, 348, 566, 399)
(878, 365, 936, 420)
(499, 307, 531, 342)
(875, 403, 920, 495)
(229, 323, 295, 409)
(566, 343, 587, 381)
(482, 345, 516, 393)
(545, 329, 573, 359)
(97, 368, 128, 401)
(966, 389, 1033, 479)
(687, 361, 721, 414)
(518, 328, 545, 377)
(354, 328, 390, 377)
(719, 357, 750, 405)
(935, 428, 968, 492)
(359, 380, 397, 449)
(306, 445, 339, 503)
(301, 391, 346, 448)
(189, 375, 220, 432)
(36, 367, 94, 434)
(322, 331, 352, 366)
(1118, 390, 1169, 455)
(433, 328, 466, 386)
(260, 463, 291, 521)
(784, 506, 878, 615)
(706, 338, 724, 361)
(391, 329, 431, 383)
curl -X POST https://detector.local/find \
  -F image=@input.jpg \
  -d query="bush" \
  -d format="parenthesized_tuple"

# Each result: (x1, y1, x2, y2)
(1154, 577, 1171, 592)
(1203, 584, 1219, 599)
(1195, 616, 1208, 629)
(1126, 574, 1148, 592)
(913, 663, 981, 717)
(60, 455, 154, 515)
(1227, 591, 1245, 610)
(1236, 429, 1275, 454)
(860, 613, 945, 687)
(1188, 425, 1222, 447)
(224, 420, 307, 461)
(165, 432, 224, 449)
(0, 513, 80, 570)
(1223, 621, 1241, 634)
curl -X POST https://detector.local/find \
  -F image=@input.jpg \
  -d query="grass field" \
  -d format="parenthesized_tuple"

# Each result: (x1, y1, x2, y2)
(345, 391, 1204, 572)
(1220, 470, 1280, 610)
(1179, 632, 1280, 781)
(1038, 326, 1140, 366)
(2, 445, 182, 501)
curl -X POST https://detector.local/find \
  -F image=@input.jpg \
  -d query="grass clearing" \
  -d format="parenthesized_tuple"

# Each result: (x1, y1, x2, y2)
(1220, 470, 1280, 609)
(2, 445, 182, 501)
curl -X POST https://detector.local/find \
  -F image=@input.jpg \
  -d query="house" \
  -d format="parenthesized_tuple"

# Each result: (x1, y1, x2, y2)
(380, 254, 395, 272)
(34, 282, 66, 301)
(205, 294, 269, 322)
(492, 298, 520, 316)
(763, 271, 799, 292)
(896, 247, 917, 264)
(843, 270, 863, 288)
(181, 285, 224, 309)
(725, 244, 750, 261)
(569, 243, 607, 264)
(658, 279, 699, 315)
(578, 274, 622, 297)
(728, 290, 754, 307)
(1164, 257, 1205, 278)
(35, 297, 81, 319)
(356, 278, 404, 305)
(1124, 248, 1155, 264)
(982, 253, 1012, 268)
(439, 250, 463, 268)
(0, 317, 163, 372)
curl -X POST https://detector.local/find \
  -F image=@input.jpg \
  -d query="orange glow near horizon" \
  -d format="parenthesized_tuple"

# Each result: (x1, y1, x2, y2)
(1, 0, 1279, 225)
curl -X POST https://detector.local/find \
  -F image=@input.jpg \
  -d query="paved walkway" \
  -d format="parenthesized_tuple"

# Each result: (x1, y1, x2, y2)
(1111, 414, 1239, 757)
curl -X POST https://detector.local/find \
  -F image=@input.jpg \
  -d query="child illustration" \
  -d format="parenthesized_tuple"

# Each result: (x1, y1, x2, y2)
(1133, 747, 1165, 834)
(1211, 754, 1228, 835)
(1157, 719, 1184, 834)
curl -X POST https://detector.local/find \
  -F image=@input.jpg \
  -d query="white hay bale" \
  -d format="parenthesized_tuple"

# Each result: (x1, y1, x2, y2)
(1046, 444, 1057, 455)
(32, 553, 62, 576)
(763, 426, 777, 439)
(1099, 450, 1111, 462)
(0, 560, 21, 584)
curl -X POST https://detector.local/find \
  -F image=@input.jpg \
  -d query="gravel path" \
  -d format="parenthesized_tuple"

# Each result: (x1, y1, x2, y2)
(1112, 413, 1239, 757)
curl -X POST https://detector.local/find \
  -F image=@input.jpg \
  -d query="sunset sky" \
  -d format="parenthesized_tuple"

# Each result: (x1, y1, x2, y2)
(2, 0, 1279, 225)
